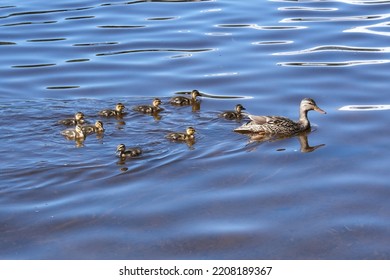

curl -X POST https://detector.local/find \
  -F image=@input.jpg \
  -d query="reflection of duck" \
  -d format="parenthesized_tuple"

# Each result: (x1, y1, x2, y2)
(82, 120, 104, 135)
(234, 98, 326, 134)
(248, 131, 325, 153)
(61, 124, 86, 140)
(58, 112, 85, 126)
(170, 90, 201, 106)
(99, 103, 125, 117)
(134, 98, 163, 114)
(166, 127, 196, 141)
(116, 144, 142, 158)
(220, 104, 246, 120)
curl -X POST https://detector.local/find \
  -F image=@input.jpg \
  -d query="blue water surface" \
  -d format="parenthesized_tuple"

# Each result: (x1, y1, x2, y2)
(0, 0, 389, 259)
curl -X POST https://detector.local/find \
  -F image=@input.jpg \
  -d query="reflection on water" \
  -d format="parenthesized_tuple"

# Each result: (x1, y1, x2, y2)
(1, 0, 390, 260)
(244, 131, 326, 153)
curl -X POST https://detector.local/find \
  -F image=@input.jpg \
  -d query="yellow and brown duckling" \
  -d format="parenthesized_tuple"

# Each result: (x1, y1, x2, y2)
(220, 104, 246, 120)
(81, 120, 104, 135)
(58, 112, 85, 126)
(116, 144, 142, 158)
(170, 90, 201, 106)
(61, 124, 86, 140)
(234, 98, 326, 135)
(99, 103, 126, 117)
(134, 98, 163, 114)
(166, 127, 196, 141)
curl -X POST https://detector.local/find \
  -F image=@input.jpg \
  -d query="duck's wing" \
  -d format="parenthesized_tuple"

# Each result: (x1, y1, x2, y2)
(248, 115, 272, 124)
(248, 115, 291, 125)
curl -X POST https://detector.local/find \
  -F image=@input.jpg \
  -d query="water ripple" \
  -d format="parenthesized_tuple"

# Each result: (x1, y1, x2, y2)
(278, 60, 390, 67)
(0, 6, 93, 20)
(281, 14, 390, 23)
(96, 48, 214, 57)
(271, 0, 390, 5)
(274, 45, 390, 55)
(339, 104, 390, 110)
(278, 6, 338, 11)
(217, 24, 306, 30)
(345, 21, 390, 36)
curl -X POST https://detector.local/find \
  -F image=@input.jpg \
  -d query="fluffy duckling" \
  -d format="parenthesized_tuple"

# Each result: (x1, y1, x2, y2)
(81, 120, 104, 135)
(99, 103, 126, 117)
(220, 104, 246, 120)
(116, 144, 142, 158)
(58, 112, 85, 126)
(166, 127, 196, 141)
(61, 124, 86, 140)
(170, 90, 201, 106)
(134, 98, 163, 114)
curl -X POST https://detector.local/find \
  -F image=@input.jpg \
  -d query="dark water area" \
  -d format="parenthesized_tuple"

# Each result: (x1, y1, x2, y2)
(1, 0, 389, 259)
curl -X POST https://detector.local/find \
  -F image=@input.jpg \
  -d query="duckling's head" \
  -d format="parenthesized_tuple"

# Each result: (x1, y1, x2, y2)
(191, 90, 201, 99)
(75, 112, 85, 121)
(152, 98, 162, 107)
(186, 127, 196, 136)
(236, 104, 246, 112)
(116, 103, 126, 112)
(116, 144, 126, 153)
(95, 120, 104, 129)
(301, 98, 326, 114)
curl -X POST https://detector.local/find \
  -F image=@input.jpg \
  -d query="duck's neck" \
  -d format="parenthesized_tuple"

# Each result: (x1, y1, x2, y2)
(299, 109, 310, 130)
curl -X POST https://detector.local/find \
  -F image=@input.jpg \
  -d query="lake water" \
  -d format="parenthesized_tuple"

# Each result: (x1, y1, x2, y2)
(0, 0, 389, 260)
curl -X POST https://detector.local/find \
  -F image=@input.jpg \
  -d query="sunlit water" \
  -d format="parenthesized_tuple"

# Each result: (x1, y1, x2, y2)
(0, 0, 389, 259)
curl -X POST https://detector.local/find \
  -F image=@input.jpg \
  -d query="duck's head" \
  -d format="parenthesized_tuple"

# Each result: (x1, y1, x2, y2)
(153, 98, 162, 107)
(116, 144, 126, 153)
(236, 104, 246, 113)
(75, 112, 85, 121)
(191, 90, 201, 99)
(186, 127, 196, 136)
(301, 98, 326, 114)
(116, 103, 126, 112)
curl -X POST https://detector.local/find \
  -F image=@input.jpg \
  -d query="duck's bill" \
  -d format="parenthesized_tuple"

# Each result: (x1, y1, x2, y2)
(314, 106, 326, 114)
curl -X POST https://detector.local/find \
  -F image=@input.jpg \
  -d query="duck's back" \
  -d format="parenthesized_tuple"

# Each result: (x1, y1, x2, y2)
(170, 96, 191, 106)
(235, 115, 302, 134)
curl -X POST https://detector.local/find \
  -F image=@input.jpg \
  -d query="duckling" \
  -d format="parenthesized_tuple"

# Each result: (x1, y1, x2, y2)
(99, 103, 125, 117)
(116, 144, 142, 158)
(58, 112, 85, 126)
(220, 104, 246, 120)
(234, 98, 326, 135)
(81, 120, 104, 135)
(166, 127, 196, 141)
(61, 124, 86, 140)
(134, 98, 163, 114)
(170, 90, 201, 106)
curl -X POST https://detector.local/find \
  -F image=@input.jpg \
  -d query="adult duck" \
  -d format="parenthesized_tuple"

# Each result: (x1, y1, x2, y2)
(234, 98, 326, 134)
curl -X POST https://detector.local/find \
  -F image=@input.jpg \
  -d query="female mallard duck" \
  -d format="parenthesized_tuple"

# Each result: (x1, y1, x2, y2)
(99, 103, 125, 117)
(58, 112, 85, 126)
(61, 124, 86, 140)
(166, 127, 196, 141)
(234, 98, 326, 134)
(220, 104, 246, 120)
(134, 98, 163, 114)
(81, 120, 104, 135)
(170, 90, 201, 106)
(116, 144, 142, 158)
